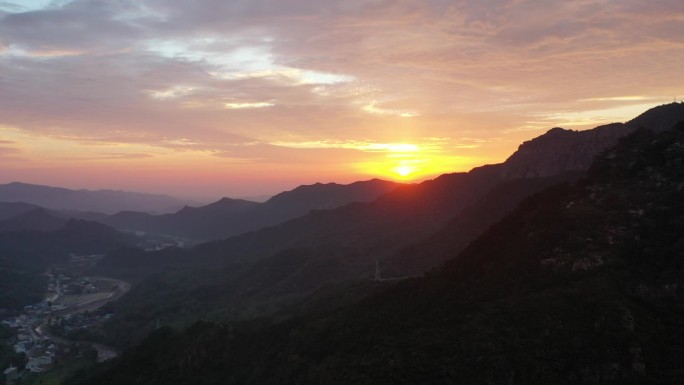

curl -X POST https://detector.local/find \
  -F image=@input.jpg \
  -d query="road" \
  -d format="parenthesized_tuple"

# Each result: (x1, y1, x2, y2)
(35, 276, 131, 362)
(50, 277, 131, 317)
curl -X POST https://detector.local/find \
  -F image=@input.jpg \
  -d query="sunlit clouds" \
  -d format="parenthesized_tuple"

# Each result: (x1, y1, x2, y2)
(224, 101, 274, 109)
(0, 0, 683, 198)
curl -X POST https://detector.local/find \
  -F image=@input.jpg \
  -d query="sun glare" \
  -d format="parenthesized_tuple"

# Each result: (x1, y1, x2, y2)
(357, 143, 427, 181)
(393, 165, 416, 177)
(356, 143, 482, 182)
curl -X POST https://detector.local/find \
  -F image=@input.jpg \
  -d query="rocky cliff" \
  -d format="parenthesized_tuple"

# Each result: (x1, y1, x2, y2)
(499, 102, 684, 179)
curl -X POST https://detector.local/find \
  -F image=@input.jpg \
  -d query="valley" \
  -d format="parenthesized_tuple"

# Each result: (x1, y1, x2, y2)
(0, 103, 683, 384)
(1, 267, 129, 384)
(2, 2, 684, 383)
(66, 114, 684, 385)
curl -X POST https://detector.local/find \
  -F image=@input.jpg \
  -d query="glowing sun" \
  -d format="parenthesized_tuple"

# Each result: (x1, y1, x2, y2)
(393, 165, 416, 177)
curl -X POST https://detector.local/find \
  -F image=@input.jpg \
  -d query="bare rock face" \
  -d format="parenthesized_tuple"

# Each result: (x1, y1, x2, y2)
(500, 124, 630, 179)
(499, 102, 684, 180)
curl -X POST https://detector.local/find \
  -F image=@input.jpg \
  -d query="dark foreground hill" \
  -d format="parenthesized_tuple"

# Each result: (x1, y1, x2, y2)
(69, 123, 684, 384)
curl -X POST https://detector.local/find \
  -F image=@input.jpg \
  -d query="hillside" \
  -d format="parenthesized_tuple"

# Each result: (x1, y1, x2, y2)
(0, 219, 137, 269)
(69, 122, 684, 384)
(385, 171, 582, 276)
(0, 219, 138, 310)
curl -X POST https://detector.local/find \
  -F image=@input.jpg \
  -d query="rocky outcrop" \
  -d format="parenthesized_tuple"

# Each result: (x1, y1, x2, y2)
(499, 102, 684, 180)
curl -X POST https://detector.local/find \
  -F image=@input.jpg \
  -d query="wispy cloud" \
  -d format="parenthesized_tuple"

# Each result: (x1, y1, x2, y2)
(224, 101, 274, 109)
(271, 140, 421, 152)
(362, 102, 419, 118)
(0, 0, 682, 196)
(580, 96, 661, 102)
(58, 153, 154, 161)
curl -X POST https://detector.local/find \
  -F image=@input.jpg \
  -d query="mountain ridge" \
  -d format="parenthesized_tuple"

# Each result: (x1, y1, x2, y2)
(0, 182, 195, 214)
(70, 116, 684, 385)
(0, 207, 68, 232)
(499, 102, 684, 179)
(103, 178, 401, 242)
(95, 105, 684, 343)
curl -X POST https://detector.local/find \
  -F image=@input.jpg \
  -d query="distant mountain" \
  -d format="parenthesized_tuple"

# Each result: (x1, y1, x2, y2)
(103, 179, 400, 241)
(0, 201, 40, 220)
(72, 119, 684, 385)
(264, 179, 399, 212)
(0, 182, 194, 214)
(104, 196, 259, 240)
(0, 202, 111, 232)
(50, 209, 110, 222)
(0, 208, 67, 232)
(0, 219, 137, 267)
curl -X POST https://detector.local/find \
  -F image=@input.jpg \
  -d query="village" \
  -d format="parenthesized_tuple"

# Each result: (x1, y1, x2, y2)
(1, 259, 129, 385)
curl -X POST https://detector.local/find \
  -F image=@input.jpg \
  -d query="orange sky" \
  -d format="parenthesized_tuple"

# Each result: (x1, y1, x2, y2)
(0, 1, 683, 200)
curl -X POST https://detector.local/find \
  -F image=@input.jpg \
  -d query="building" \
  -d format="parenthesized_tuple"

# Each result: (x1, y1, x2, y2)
(26, 358, 43, 373)
(3, 365, 18, 381)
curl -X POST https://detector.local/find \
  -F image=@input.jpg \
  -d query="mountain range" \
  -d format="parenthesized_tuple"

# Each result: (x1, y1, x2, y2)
(0, 182, 195, 214)
(102, 179, 400, 241)
(70, 109, 684, 384)
(93, 103, 684, 349)
(2, 103, 684, 384)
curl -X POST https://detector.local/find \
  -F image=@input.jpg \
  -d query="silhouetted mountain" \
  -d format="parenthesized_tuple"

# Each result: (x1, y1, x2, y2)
(103, 179, 400, 241)
(499, 102, 684, 179)
(0, 182, 193, 214)
(627, 101, 684, 129)
(50, 209, 110, 222)
(71, 121, 684, 385)
(0, 219, 137, 267)
(263, 179, 398, 213)
(0, 201, 40, 220)
(96, 104, 684, 343)
(191, 166, 503, 265)
(0, 208, 68, 232)
(104, 196, 259, 240)
(96, 169, 507, 345)
(386, 171, 583, 276)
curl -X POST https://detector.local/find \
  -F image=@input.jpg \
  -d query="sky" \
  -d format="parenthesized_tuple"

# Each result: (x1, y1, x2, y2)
(0, 0, 683, 200)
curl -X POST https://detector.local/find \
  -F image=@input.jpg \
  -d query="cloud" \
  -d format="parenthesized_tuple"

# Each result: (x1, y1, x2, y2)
(0, 144, 22, 161)
(0, 0, 682, 195)
(271, 140, 419, 152)
(59, 152, 155, 161)
(224, 101, 274, 109)
(0, 146, 19, 155)
(362, 102, 419, 117)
